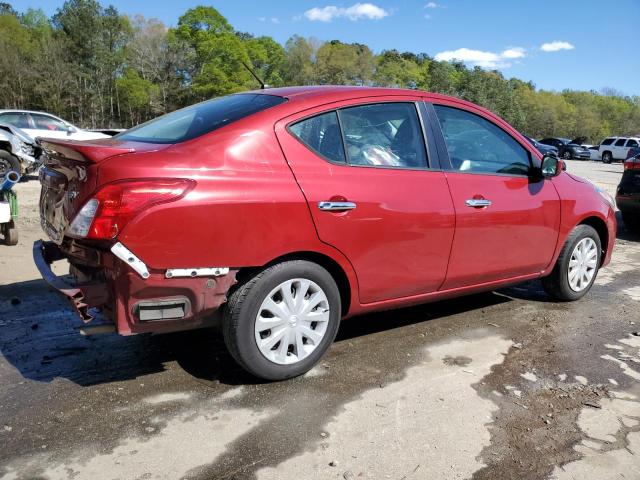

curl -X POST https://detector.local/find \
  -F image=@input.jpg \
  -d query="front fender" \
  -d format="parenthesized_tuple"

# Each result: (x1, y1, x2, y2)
(542, 172, 616, 274)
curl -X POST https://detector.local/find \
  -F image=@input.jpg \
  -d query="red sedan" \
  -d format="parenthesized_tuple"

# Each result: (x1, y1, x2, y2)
(34, 86, 616, 380)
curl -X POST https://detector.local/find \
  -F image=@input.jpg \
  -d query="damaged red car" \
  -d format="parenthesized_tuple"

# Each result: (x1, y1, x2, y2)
(34, 86, 616, 380)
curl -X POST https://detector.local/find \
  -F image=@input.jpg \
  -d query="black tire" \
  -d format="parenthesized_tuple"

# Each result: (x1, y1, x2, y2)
(2, 222, 18, 246)
(542, 225, 601, 301)
(222, 260, 341, 381)
(622, 212, 640, 233)
(602, 151, 612, 164)
(562, 150, 572, 160)
(0, 150, 20, 177)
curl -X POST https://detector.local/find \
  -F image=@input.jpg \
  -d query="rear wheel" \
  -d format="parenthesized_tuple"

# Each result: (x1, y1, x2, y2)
(2, 221, 18, 246)
(602, 151, 612, 164)
(223, 260, 341, 381)
(0, 150, 20, 176)
(542, 225, 601, 301)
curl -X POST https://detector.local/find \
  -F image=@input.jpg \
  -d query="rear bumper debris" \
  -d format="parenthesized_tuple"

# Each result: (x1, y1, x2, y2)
(33, 239, 239, 335)
(33, 240, 108, 322)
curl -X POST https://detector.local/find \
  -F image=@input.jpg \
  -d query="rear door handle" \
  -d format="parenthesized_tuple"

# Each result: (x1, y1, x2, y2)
(465, 198, 492, 208)
(318, 201, 357, 211)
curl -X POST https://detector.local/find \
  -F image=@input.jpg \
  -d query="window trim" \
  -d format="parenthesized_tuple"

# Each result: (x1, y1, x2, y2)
(427, 102, 534, 178)
(286, 101, 435, 172)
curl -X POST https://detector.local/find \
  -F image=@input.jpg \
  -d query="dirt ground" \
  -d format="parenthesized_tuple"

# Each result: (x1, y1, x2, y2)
(0, 160, 639, 480)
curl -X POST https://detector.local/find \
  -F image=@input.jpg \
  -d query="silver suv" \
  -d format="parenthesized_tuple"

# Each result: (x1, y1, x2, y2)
(598, 136, 640, 163)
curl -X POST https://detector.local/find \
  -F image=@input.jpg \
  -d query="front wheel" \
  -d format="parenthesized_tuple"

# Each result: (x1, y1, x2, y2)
(0, 151, 20, 176)
(542, 225, 601, 301)
(223, 260, 341, 381)
(602, 151, 612, 164)
(562, 150, 572, 160)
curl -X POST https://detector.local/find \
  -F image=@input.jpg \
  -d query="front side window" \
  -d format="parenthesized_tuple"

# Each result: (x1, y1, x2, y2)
(434, 105, 530, 176)
(614, 138, 627, 146)
(626, 139, 639, 148)
(31, 114, 68, 131)
(339, 103, 427, 168)
(117, 94, 286, 144)
(289, 111, 346, 163)
(601, 138, 614, 146)
(0, 112, 30, 129)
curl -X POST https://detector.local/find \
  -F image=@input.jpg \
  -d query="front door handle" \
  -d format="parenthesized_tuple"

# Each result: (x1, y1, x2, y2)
(318, 201, 357, 211)
(465, 198, 492, 208)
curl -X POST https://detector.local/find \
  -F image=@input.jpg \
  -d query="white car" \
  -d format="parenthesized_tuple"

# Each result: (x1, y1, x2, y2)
(598, 136, 640, 163)
(0, 110, 110, 141)
(585, 145, 601, 161)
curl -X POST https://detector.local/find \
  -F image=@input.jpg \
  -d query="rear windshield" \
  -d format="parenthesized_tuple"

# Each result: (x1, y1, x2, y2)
(116, 94, 286, 144)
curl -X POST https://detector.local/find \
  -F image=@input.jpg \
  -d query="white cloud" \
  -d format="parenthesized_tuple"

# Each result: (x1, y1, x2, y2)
(258, 16, 280, 24)
(425, 2, 442, 8)
(501, 47, 526, 59)
(434, 47, 526, 69)
(540, 41, 574, 52)
(304, 3, 389, 22)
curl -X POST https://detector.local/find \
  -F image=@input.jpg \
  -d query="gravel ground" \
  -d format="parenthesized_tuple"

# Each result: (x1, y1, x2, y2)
(0, 160, 639, 480)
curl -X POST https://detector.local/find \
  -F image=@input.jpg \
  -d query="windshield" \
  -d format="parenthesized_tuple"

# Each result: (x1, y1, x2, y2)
(116, 94, 286, 144)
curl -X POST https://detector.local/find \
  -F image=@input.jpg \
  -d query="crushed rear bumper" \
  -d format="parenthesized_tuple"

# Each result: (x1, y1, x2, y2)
(33, 240, 238, 335)
(33, 240, 108, 322)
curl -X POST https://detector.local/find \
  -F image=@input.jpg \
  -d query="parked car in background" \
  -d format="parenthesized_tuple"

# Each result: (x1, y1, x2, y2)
(523, 135, 558, 157)
(616, 147, 640, 232)
(34, 86, 616, 381)
(539, 137, 591, 160)
(599, 137, 640, 164)
(0, 110, 110, 141)
(0, 122, 42, 175)
(587, 145, 601, 161)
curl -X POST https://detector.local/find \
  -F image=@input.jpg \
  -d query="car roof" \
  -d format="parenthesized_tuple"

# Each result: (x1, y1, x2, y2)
(248, 85, 490, 114)
(0, 109, 62, 117)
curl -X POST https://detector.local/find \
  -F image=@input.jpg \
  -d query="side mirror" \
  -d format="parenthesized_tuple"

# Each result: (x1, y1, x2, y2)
(540, 154, 565, 178)
(66, 125, 76, 135)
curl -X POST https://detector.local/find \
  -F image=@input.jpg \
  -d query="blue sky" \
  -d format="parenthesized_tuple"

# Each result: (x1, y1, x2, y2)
(12, 0, 640, 95)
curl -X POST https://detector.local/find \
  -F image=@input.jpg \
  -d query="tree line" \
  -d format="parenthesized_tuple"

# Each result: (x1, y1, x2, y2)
(1, 0, 639, 143)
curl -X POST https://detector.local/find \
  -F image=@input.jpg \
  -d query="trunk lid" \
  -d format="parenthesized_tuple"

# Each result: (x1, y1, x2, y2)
(38, 137, 168, 243)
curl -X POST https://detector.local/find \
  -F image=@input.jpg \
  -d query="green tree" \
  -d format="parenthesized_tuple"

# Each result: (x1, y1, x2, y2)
(116, 68, 160, 125)
(315, 40, 374, 85)
(283, 35, 316, 85)
(170, 6, 251, 100)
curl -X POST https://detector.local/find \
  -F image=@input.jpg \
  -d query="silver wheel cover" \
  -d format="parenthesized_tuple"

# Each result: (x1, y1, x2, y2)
(254, 278, 330, 365)
(567, 237, 598, 292)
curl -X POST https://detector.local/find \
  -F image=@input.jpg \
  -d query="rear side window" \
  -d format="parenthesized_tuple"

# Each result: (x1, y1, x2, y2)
(434, 105, 530, 176)
(0, 112, 30, 129)
(601, 138, 614, 146)
(615, 138, 627, 146)
(116, 94, 286, 144)
(289, 112, 346, 163)
(339, 103, 428, 168)
(626, 139, 639, 148)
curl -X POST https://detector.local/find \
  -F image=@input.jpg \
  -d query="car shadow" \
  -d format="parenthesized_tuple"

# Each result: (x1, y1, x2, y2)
(1, 278, 515, 387)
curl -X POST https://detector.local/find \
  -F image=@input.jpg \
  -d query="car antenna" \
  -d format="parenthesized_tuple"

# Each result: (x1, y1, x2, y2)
(242, 61, 268, 89)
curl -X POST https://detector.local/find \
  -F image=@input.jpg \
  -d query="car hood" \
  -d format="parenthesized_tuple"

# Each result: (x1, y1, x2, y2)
(0, 122, 36, 145)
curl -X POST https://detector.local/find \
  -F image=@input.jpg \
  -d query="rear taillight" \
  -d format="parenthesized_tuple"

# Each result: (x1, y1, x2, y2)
(624, 156, 640, 170)
(68, 179, 195, 239)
